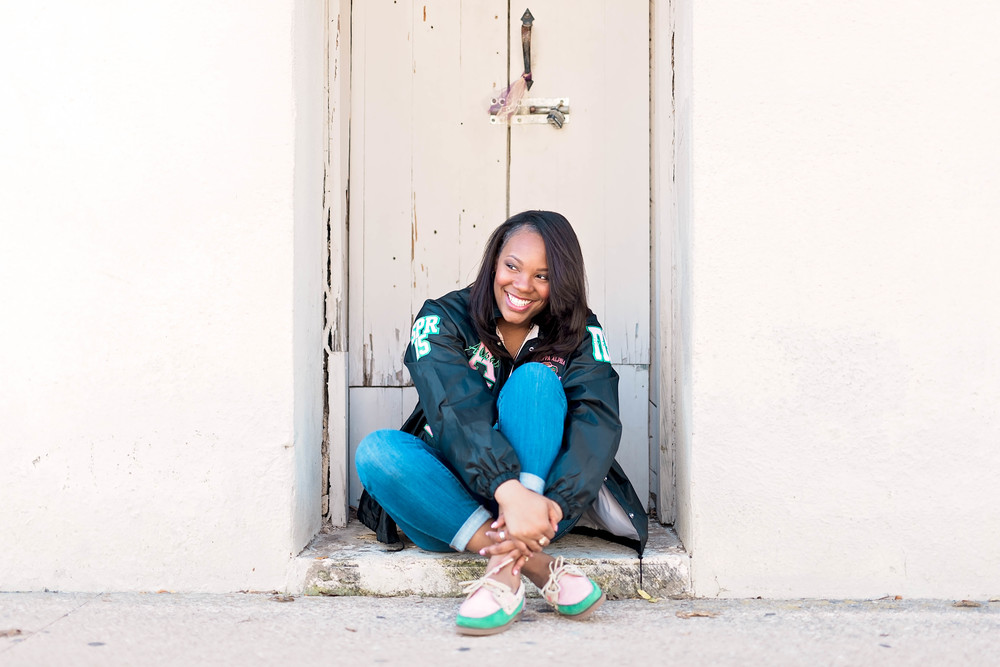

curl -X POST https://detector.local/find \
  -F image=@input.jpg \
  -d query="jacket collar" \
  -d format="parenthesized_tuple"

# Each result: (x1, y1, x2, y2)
(491, 301, 548, 341)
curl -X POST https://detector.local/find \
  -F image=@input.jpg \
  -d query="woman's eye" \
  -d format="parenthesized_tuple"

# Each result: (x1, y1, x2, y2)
(537, 274, 548, 281)
(506, 263, 517, 271)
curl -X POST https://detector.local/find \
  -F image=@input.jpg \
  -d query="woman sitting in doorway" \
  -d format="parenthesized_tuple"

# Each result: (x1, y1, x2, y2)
(356, 210, 647, 635)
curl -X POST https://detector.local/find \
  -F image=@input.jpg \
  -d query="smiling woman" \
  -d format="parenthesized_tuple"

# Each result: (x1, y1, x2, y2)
(354, 211, 647, 636)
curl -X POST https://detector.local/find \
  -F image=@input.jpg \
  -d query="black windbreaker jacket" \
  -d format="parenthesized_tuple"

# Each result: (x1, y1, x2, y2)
(357, 287, 649, 556)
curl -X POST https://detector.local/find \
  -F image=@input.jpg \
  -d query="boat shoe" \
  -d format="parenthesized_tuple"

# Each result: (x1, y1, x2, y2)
(455, 559, 525, 635)
(540, 556, 606, 620)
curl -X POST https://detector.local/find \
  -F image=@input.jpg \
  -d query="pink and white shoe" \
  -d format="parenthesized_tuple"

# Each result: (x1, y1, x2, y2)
(455, 558, 525, 635)
(540, 556, 606, 620)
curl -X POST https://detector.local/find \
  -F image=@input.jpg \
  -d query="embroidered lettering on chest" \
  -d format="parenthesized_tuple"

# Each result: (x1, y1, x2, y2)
(466, 342, 499, 388)
(537, 354, 567, 378)
(410, 315, 441, 359)
(587, 326, 612, 363)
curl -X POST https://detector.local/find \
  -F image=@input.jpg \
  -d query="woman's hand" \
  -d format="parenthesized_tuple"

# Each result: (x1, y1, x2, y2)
(493, 480, 562, 551)
(479, 518, 532, 575)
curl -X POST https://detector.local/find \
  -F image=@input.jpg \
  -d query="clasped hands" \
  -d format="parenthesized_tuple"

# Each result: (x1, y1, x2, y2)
(481, 479, 562, 574)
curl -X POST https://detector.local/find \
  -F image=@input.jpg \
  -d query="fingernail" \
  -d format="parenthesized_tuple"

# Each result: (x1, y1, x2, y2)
(479, 548, 486, 555)
(490, 522, 498, 529)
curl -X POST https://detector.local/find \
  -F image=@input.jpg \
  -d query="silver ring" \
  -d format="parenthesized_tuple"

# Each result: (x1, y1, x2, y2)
(499, 530, 506, 540)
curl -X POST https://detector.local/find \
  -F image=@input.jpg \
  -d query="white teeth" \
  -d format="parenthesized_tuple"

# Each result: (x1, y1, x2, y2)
(508, 292, 530, 307)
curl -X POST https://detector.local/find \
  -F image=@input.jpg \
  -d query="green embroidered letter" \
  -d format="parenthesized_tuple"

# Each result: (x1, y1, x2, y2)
(411, 315, 441, 359)
(587, 325, 612, 363)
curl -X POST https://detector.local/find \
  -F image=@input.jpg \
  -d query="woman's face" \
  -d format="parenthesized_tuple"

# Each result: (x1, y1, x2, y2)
(493, 227, 550, 328)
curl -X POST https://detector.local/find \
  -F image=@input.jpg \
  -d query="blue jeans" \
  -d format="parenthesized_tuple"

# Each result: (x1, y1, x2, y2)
(355, 362, 568, 552)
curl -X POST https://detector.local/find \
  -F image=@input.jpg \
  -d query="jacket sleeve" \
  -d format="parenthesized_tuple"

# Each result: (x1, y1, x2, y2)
(404, 299, 521, 500)
(545, 317, 622, 523)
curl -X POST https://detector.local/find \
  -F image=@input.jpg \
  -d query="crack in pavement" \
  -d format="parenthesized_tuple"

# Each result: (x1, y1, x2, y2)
(0, 593, 103, 655)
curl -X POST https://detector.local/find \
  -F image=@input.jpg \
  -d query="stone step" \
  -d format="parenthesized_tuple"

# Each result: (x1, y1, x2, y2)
(288, 520, 690, 600)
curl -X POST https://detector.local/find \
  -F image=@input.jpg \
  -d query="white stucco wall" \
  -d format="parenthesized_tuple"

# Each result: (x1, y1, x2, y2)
(677, 1, 1000, 597)
(0, 1, 325, 592)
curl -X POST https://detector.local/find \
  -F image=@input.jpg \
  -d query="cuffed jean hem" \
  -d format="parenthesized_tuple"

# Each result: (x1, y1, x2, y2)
(519, 472, 546, 494)
(450, 505, 492, 551)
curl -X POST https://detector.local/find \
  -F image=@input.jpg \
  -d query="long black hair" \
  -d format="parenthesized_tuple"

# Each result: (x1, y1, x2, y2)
(468, 210, 589, 361)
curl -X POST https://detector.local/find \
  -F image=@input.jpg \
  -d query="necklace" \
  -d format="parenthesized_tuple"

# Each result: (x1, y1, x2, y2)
(497, 321, 536, 358)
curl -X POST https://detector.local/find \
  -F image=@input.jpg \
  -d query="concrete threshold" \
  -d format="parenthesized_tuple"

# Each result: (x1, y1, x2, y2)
(288, 519, 690, 600)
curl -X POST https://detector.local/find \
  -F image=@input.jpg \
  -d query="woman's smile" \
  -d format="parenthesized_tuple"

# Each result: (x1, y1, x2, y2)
(505, 290, 534, 310)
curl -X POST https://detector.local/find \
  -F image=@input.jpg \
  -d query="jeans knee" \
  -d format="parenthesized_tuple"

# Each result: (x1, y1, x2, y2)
(505, 362, 567, 410)
(354, 429, 395, 486)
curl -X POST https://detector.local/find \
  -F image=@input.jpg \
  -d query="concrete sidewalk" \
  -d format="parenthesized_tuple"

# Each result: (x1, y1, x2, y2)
(2, 593, 998, 666)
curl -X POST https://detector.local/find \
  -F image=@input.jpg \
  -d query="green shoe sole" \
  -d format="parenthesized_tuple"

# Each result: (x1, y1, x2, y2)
(555, 579, 606, 620)
(456, 598, 524, 636)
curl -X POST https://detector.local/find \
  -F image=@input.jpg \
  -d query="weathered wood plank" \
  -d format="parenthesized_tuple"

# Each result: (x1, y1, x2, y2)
(600, 0, 651, 366)
(615, 363, 650, 509)
(651, 0, 677, 523)
(411, 1, 463, 315)
(410, 1, 507, 353)
(350, 0, 415, 387)
(454, 1, 508, 289)
(327, 351, 349, 525)
(348, 387, 407, 506)
(347, 0, 369, 388)
(327, 0, 353, 527)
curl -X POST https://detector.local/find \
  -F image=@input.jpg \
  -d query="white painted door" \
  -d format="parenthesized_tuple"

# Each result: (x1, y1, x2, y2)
(347, 1, 650, 509)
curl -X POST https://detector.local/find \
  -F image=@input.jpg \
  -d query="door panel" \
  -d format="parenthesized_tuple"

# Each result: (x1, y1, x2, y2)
(349, 0, 507, 388)
(506, 1, 651, 505)
(615, 364, 650, 506)
(348, 0, 415, 388)
(348, 386, 419, 506)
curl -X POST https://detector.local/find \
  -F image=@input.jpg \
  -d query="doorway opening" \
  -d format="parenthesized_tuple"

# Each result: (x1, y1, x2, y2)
(322, 0, 681, 528)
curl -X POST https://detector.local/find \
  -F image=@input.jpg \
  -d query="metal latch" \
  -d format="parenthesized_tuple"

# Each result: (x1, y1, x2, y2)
(487, 10, 569, 129)
(490, 98, 571, 128)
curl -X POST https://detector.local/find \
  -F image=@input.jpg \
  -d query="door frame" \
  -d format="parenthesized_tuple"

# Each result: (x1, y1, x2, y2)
(323, 0, 680, 526)
(324, 0, 352, 527)
(650, 0, 680, 523)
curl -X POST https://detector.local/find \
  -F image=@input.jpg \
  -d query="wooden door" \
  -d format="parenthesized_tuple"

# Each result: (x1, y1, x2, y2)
(347, 1, 650, 509)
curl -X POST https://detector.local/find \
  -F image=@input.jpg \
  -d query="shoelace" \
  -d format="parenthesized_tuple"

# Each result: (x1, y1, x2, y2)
(459, 556, 521, 615)
(540, 555, 585, 606)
